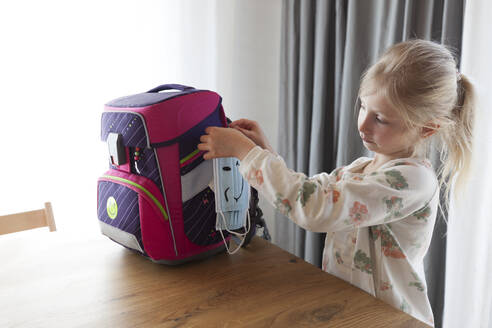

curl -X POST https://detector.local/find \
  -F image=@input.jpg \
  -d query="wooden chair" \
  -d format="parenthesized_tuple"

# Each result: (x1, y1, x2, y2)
(0, 202, 56, 235)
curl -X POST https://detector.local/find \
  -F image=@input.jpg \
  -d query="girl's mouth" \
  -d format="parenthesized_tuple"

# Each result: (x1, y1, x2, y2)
(361, 136, 374, 143)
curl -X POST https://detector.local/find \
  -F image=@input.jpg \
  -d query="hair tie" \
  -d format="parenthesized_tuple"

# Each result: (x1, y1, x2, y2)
(455, 69, 465, 111)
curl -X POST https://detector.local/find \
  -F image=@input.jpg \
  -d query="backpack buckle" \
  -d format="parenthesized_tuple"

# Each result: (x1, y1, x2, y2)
(107, 133, 126, 166)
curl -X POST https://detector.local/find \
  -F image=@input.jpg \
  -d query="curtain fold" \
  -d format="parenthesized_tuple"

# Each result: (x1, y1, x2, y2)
(444, 1, 492, 326)
(276, 1, 464, 326)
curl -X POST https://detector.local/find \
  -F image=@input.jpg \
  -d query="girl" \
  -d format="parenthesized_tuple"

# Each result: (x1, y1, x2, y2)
(198, 39, 475, 326)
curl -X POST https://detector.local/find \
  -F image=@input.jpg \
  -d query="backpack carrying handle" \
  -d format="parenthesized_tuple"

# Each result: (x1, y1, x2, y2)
(147, 84, 195, 93)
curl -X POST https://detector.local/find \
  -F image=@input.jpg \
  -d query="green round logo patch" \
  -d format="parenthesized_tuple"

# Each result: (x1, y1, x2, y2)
(106, 196, 118, 219)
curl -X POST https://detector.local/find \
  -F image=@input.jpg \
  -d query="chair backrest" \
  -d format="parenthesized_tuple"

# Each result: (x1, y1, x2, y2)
(0, 202, 56, 235)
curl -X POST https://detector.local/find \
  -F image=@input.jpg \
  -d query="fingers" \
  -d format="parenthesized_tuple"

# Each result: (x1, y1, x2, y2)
(198, 144, 217, 160)
(198, 142, 214, 160)
(229, 119, 245, 128)
(197, 142, 208, 152)
(230, 119, 256, 130)
(202, 152, 213, 160)
(234, 126, 253, 138)
(204, 126, 223, 134)
(199, 134, 209, 143)
(199, 128, 218, 160)
(229, 118, 251, 128)
(198, 134, 210, 158)
(205, 126, 232, 135)
(199, 125, 242, 160)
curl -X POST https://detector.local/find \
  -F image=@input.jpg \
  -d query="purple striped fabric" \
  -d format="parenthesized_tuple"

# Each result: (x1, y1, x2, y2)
(179, 106, 223, 175)
(130, 147, 163, 195)
(97, 181, 144, 251)
(182, 187, 228, 246)
(101, 112, 148, 148)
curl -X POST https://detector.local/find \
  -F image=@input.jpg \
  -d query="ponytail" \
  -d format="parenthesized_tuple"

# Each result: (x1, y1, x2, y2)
(438, 72, 475, 203)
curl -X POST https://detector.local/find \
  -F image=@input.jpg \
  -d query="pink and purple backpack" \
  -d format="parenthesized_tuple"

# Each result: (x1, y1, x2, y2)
(97, 84, 246, 264)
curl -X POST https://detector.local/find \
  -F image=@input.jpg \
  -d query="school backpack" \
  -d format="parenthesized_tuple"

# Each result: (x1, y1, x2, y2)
(97, 84, 269, 264)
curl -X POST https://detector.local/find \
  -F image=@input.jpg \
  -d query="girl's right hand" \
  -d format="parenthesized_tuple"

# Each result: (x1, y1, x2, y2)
(229, 119, 275, 154)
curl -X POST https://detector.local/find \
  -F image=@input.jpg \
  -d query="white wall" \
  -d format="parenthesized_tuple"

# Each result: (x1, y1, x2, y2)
(0, 1, 182, 233)
(0, 0, 281, 238)
(227, 0, 281, 241)
(178, 0, 282, 241)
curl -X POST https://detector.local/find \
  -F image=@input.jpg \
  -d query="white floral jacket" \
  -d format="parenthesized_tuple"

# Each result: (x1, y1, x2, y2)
(238, 146, 438, 327)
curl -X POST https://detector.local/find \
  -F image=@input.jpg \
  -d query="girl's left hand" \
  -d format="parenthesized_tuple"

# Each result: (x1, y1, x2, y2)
(198, 126, 256, 160)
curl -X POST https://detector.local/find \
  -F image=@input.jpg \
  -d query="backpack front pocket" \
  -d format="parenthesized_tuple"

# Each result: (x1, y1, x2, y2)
(182, 187, 228, 246)
(97, 169, 170, 255)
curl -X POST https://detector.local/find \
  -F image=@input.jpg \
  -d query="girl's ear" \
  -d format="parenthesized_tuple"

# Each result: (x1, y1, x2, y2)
(421, 122, 440, 138)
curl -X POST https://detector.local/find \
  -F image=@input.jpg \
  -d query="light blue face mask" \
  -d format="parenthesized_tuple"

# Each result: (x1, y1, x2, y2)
(212, 157, 250, 254)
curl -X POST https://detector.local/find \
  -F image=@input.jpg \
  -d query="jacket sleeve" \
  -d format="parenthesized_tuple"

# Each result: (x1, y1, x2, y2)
(239, 146, 438, 233)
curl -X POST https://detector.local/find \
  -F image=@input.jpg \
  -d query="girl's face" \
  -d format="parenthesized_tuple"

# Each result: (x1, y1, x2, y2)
(358, 93, 419, 159)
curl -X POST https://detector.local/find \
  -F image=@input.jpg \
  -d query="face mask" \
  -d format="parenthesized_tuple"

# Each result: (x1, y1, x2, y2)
(212, 157, 250, 254)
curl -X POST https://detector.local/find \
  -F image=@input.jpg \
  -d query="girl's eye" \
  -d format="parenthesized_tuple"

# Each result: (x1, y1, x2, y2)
(376, 117, 387, 124)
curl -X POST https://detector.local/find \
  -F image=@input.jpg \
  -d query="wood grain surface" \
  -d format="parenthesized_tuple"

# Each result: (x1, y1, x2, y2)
(0, 231, 429, 327)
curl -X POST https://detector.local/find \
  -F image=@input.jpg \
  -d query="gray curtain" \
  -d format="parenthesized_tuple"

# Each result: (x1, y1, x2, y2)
(276, 1, 464, 327)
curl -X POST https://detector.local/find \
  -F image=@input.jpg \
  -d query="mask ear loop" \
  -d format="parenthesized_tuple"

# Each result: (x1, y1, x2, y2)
(218, 210, 251, 255)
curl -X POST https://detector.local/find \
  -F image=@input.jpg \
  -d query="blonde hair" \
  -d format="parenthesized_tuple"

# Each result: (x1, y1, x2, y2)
(358, 39, 475, 208)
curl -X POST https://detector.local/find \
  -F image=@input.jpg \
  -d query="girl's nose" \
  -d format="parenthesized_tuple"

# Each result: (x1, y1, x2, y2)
(359, 115, 372, 134)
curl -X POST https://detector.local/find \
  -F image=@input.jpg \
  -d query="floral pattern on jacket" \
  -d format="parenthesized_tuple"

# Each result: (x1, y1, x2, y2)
(239, 146, 438, 327)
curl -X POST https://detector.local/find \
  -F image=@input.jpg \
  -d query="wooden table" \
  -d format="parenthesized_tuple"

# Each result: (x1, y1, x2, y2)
(0, 230, 429, 327)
